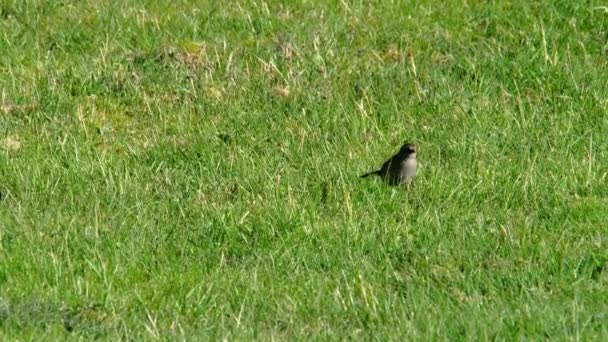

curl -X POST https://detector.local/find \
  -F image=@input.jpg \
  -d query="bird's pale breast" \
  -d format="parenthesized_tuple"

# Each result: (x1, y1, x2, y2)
(399, 157, 417, 182)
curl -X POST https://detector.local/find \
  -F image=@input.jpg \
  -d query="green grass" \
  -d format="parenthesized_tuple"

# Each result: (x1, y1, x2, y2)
(1, 0, 608, 339)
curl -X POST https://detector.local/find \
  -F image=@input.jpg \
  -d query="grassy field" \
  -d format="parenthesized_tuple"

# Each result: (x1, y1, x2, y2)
(1, 0, 608, 339)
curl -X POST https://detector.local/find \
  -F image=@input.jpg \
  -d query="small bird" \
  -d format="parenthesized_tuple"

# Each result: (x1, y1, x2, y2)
(361, 143, 417, 185)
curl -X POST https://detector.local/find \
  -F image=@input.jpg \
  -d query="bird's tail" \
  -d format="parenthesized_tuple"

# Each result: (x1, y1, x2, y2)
(360, 170, 380, 178)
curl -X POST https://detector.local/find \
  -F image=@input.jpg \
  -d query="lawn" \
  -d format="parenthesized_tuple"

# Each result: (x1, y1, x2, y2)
(1, 0, 607, 339)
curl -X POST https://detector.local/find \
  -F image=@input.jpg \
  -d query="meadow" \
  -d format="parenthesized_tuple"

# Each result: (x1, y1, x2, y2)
(1, 0, 607, 339)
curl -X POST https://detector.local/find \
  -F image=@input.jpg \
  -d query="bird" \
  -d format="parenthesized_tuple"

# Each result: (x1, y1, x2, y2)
(361, 143, 417, 185)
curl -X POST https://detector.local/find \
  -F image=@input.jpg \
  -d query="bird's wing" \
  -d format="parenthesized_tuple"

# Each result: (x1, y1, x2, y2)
(380, 156, 397, 173)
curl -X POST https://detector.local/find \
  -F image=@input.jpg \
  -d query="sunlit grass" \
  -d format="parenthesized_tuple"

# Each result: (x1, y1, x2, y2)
(1, 0, 607, 339)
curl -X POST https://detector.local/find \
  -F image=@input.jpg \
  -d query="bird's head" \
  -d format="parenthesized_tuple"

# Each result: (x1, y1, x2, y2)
(400, 143, 416, 157)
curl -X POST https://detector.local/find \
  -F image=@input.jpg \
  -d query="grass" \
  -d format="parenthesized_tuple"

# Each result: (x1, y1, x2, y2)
(1, 0, 608, 339)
